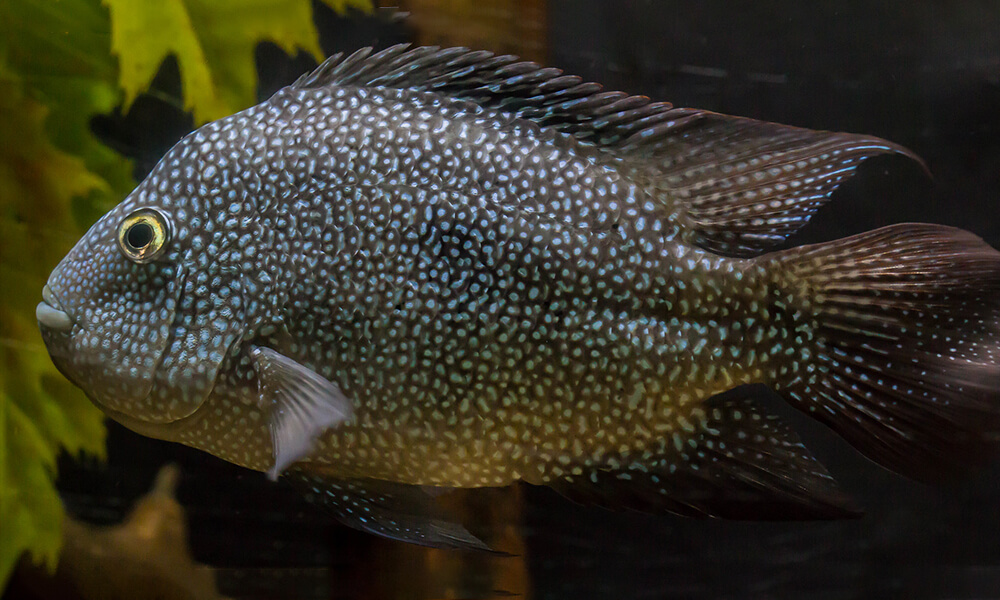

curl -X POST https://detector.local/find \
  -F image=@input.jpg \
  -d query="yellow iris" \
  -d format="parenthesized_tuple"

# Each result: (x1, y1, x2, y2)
(116, 208, 170, 264)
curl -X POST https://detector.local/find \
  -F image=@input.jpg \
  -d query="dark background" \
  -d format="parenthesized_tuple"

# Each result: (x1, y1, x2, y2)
(14, 1, 1000, 599)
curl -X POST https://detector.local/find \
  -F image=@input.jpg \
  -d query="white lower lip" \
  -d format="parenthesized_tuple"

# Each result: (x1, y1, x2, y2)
(37, 302, 72, 331)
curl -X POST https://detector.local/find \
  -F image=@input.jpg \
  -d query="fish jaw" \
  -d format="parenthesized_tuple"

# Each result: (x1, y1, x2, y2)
(37, 284, 73, 331)
(37, 280, 89, 395)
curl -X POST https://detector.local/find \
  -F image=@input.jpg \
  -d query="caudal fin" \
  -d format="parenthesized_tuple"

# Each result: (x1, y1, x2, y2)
(766, 224, 1000, 481)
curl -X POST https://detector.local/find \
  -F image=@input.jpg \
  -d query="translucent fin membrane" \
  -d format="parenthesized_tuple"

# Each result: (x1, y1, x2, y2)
(549, 392, 858, 520)
(767, 224, 1000, 481)
(286, 469, 494, 551)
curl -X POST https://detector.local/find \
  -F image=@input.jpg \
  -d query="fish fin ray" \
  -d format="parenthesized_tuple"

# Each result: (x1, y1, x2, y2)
(647, 115, 923, 256)
(548, 390, 858, 520)
(250, 347, 353, 480)
(285, 469, 495, 552)
(766, 223, 1000, 481)
(291, 46, 921, 257)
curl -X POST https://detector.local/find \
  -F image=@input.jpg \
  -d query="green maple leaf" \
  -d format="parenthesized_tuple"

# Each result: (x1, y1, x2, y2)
(3, 0, 135, 223)
(0, 0, 128, 587)
(0, 57, 112, 587)
(106, 0, 369, 124)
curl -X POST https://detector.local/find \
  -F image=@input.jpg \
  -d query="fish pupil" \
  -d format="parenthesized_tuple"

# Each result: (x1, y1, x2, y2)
(127, 222, 154, 249)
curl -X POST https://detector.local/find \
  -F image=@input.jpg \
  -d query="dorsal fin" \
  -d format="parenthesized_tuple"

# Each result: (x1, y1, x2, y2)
(292, 44, 700, 148)
(293, 44, 925, 257)
(640, 115, 926, 256)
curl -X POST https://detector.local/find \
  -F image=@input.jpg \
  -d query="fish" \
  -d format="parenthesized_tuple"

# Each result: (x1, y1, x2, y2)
(37, 44, 1000, 550)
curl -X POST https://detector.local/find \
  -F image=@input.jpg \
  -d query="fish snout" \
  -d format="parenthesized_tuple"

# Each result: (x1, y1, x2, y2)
(37, 284, 73, 332)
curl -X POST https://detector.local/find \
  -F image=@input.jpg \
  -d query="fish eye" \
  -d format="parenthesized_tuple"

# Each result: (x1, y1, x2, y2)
(117, 208, 171, 264)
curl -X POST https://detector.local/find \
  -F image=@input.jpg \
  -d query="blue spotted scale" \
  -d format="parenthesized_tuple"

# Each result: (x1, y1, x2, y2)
(37, 45, 1000, 550)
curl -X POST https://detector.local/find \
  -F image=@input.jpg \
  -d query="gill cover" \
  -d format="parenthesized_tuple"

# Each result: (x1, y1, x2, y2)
(143, 272, 245, 423)
(104, 200, 247, 424)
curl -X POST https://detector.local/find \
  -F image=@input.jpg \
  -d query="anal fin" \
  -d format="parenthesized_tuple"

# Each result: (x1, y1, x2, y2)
(285, 468, 495, 552)
(549, 389, 859, 520)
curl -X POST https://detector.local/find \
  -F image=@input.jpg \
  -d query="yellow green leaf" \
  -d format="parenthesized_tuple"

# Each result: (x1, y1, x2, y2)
(0, 56, 111, 587)
(105, 0, 361, 124)
(1, 0, 135, 223)
(319, 0, 373, 14)
(0, 0, 124, 587)
(105, 0, 219, 120)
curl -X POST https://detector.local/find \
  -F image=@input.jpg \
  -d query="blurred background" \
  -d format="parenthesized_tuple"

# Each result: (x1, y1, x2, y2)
(2, 1, 999, 599)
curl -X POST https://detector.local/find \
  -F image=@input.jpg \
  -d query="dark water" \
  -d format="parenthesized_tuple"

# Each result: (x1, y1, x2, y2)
(11, 1, 1000, 599)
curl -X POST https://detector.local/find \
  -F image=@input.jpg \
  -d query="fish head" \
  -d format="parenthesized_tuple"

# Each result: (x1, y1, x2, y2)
(37, 127, 255, 427)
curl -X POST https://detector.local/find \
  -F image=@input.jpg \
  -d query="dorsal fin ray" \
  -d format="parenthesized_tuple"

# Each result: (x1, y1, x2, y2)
(292, 44, 925, 257)
(291, 44, 669, 146)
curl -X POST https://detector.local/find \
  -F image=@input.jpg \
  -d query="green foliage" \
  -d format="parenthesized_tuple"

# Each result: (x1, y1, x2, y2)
(0, 0, 370, 588)
(108, 0, 369, 124)
(0, 0, 125, 586)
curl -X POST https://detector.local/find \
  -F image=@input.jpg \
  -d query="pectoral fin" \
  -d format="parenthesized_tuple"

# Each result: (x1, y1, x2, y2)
(285, 468, 494, 552)
(250, 347, 353, 480)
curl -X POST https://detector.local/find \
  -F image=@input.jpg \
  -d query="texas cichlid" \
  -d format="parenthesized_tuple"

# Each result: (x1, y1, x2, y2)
(37, 45, 1000, 549)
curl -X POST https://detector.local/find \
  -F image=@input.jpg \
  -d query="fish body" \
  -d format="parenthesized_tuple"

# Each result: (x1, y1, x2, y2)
(38, 46, 1000, 548)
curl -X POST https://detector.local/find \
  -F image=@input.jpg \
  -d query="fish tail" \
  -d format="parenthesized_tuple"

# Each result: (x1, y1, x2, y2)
(764, 223, 1000, 481)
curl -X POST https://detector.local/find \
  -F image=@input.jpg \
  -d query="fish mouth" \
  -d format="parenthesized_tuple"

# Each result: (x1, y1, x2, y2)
(37, 284, 73, 332)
